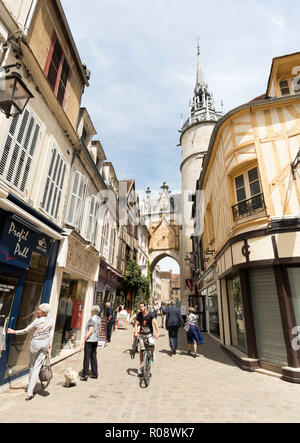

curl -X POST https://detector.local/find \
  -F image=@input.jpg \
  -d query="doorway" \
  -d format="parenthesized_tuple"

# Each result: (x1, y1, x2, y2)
(0, 269, 20, 381)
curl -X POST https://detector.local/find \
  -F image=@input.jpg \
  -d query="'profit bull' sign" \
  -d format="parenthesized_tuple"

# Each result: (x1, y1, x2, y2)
(0, 216, 52, 269)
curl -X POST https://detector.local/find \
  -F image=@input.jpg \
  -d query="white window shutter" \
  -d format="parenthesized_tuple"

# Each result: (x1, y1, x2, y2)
(41, 146, 67, 219)
(67, 170, 80, 226)
(0, 110, 40, 192)
(86, 195, 95, 241)
(67, 171, 87, 230)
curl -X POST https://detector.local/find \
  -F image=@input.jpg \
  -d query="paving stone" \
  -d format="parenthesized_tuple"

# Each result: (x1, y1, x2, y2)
(1, 326, 300, 422)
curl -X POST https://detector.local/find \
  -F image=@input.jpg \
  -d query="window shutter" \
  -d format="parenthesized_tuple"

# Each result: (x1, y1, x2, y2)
(0, 109, 40, 192)
(249, 268, 287, 365)
(86, 195, 95, 241)
(67, 171, 86, 229)
(41, 146, 67, 219)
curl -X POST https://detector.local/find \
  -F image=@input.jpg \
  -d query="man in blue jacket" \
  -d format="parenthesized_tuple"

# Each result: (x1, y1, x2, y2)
(166, 300, 184, 355)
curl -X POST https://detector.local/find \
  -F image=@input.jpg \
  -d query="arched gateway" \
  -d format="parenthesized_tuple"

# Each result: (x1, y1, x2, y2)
(141, 182, 180, 281)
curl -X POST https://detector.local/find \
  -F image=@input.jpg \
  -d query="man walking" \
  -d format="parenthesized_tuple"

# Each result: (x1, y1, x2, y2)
(166, 300, 184, 355)
(81, 305, 100, 381)
(105, 302, 114, 343)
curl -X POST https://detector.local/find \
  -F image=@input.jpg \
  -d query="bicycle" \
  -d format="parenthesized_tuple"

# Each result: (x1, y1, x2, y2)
(130, 334, 139, 359)
(138, 336, 153, 388)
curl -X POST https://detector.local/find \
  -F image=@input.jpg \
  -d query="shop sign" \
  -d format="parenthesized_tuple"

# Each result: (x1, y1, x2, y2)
(0, 216, 52, 269)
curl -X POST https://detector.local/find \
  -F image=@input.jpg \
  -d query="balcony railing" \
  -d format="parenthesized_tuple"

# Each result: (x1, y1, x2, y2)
(232, 193, 266, 222)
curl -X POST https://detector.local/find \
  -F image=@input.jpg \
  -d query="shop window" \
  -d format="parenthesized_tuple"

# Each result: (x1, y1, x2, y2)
(86, 195, 100, 245)
(232, 166, 265, 221)
(67, 170, 87, 230)
(44, 33, 71, 108)
(227, 276, 247, 353)
(287, 267, 300, 329)
(51, 276, 87, 357)
(6, 252, 49, 377)
(207, 284, 220, 337)
(0, 109, 40, 193)
(41, 146, 67, 219)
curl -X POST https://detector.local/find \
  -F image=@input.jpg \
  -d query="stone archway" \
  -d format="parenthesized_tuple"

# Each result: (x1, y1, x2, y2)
(149, 250, 180, 274)
(140, 182, 181, 302)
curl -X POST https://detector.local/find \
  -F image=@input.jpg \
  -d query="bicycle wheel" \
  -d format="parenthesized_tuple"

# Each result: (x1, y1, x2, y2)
(144, 354, 151, 387)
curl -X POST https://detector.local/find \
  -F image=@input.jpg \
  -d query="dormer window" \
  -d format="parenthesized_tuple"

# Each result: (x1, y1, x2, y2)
(279, 80, 290, 96)
(279, 77, 300, 97)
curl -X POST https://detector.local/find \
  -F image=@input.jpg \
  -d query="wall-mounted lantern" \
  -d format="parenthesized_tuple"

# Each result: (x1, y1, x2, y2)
(0, 65, 33, 118)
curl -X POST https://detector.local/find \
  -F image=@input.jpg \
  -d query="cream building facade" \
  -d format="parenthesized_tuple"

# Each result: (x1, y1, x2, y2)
(194, 51, 300, 383)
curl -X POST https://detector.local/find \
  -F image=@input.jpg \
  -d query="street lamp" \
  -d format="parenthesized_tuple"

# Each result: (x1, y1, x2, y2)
(0, 66, 33, 118)
(291, 148, 300, 180)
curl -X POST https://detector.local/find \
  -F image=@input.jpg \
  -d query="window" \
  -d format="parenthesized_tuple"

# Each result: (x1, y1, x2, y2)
(100, 218, 110, 258)
(67, 171, 87, 230)
(279, 78, 300, 97)
(109, 228, 116, 264)
(0, 109, 40, 193)
(86, 195, 100, 245)
(44, 34, 71, 107)
(41, 147, 66, 219)
(227, 276, 247, 353)
(279, 80, 290, 96)
(233, 166, 264, 220)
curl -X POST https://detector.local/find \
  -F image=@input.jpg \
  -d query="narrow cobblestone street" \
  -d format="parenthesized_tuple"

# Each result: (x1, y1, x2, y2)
(1, 324, 300, 423)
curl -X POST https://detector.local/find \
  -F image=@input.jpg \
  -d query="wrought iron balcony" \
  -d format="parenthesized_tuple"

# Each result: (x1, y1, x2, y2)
(232, 193, 266, 221)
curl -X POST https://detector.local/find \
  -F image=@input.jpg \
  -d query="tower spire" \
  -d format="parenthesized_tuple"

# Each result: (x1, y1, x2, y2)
(195, 43, 206, 90)
(181, 44, 222, 131)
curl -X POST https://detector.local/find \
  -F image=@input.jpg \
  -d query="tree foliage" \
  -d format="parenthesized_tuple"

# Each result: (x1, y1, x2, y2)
(123, 260, 151, 312)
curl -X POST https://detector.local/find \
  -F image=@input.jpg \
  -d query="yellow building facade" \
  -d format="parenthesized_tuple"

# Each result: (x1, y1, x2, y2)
(195, 52, 300, 383)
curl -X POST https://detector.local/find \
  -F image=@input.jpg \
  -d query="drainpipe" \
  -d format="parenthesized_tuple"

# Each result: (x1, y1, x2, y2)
(23, 0, 38, 37)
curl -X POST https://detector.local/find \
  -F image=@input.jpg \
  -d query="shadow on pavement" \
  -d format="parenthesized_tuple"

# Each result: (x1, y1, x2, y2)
(163, 328, 237, 368)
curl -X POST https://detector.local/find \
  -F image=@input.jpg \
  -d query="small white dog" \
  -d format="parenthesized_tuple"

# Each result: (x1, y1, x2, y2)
(64, 368, 79, 387)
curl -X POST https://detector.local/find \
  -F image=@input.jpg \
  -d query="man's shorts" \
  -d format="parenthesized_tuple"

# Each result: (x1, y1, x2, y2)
(139, 334, 155, 351)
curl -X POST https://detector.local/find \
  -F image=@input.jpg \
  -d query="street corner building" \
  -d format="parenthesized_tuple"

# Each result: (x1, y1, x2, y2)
(191, 51, 300, 383)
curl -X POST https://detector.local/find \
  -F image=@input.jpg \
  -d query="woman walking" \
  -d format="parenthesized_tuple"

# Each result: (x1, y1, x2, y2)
(185, 307, 204, 358)
(7, 303, 53, 400)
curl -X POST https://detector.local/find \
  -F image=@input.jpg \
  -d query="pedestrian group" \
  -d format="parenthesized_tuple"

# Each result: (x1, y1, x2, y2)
(6, 299, 204, 400)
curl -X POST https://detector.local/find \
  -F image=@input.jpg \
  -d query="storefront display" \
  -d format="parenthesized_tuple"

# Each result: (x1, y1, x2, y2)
(52, 275, 87, 357)
(227, 276, 247, 353)
(208, 283, 220, 338)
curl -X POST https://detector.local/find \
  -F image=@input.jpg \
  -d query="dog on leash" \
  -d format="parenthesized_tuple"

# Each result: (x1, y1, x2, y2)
(64, 368, 79, 387)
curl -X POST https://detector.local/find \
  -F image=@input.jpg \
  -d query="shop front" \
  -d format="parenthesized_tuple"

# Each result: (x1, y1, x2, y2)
(95, 260, 123, 342)
(0, 208, 60, 385)
(216, 228, 300, 382)
(197, 268, 220, 339)
(51, 233, 99, 358)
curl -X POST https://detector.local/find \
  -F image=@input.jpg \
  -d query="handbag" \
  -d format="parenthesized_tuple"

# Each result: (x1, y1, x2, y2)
(184, 325, 189, 332)
(39, 355, 53, 390)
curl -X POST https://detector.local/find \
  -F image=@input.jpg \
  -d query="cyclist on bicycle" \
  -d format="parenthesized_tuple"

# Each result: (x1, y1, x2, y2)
(134, 302, 160, 375)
